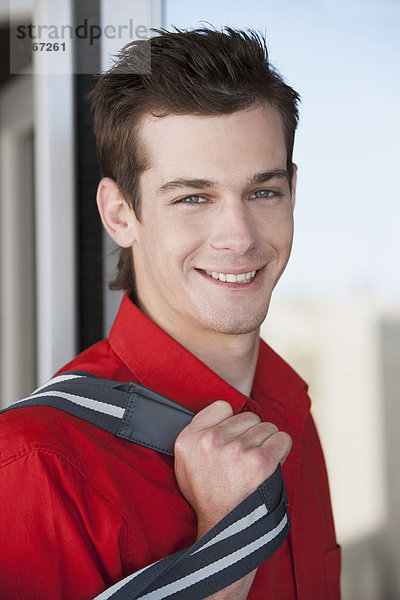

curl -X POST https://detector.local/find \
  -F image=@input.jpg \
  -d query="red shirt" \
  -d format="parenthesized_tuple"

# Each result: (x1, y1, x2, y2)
(0, 292, 340, 599)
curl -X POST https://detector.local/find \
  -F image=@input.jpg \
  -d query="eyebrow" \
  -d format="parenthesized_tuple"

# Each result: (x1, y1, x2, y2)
(157, 169, 289, 194)
(248, 169, 289, 185)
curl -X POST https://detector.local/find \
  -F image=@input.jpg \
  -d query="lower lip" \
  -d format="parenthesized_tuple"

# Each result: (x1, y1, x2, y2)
(196, 267, 265, 290)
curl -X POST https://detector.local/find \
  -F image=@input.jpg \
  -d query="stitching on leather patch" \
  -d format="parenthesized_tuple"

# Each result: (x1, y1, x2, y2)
(117, 393, 171, 455)
(128, 437, 172, 455)
(257, 480, 274, 512)
(117, 392, 138, 439)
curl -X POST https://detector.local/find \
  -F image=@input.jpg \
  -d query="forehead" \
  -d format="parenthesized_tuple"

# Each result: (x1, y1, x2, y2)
(139, 104, 288, 187)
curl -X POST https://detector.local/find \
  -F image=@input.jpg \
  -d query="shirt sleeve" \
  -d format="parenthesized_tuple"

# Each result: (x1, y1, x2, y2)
(0, 447, 128, 600)
(0, 445, 290, 600)
(92, 466, 290, 600)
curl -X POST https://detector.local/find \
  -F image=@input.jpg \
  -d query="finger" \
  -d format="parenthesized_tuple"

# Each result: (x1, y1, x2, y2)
(260, 431, 292, 465)
(189, 400, 234, 432)
(239, 421, 279, 447)
(215, 411, 261, 440)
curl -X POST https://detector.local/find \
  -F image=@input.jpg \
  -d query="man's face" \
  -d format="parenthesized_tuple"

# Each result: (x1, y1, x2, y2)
(131, 103, 296, 338)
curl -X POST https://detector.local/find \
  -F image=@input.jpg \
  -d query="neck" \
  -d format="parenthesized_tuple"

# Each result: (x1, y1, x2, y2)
(141, 306, 260, 397)
(179, 329, 260, 397)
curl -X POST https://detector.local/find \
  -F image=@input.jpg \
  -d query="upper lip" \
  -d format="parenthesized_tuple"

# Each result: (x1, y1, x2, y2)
(197, 266, 264, 274)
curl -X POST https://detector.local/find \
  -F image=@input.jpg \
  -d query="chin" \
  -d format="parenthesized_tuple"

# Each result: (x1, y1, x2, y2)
(198, 305, 270, 335)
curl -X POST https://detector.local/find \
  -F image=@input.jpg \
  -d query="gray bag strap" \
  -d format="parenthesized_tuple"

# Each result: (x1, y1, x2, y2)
(93, 465, 289, 600)
(2, 370, 194, 456)
(2, 371, 291, 600)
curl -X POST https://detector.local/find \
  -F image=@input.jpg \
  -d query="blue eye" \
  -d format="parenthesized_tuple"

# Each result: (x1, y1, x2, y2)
(179, 195, 207, 204)
(250, 189, 274, 199)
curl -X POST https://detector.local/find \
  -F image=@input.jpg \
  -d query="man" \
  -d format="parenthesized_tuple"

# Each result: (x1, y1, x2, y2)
(0, 28, 340, 599)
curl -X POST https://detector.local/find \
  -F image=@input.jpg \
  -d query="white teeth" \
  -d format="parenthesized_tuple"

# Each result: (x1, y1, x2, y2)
(204, 270, 258, 283)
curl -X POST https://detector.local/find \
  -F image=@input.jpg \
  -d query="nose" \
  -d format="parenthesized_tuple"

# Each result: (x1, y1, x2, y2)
(209, 199, 259, 254)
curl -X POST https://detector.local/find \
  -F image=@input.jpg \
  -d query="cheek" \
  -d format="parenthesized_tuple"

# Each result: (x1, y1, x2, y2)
(263, 209, 294, 251)
(140, 216, 204, 272)
(281, 217, 294, 248)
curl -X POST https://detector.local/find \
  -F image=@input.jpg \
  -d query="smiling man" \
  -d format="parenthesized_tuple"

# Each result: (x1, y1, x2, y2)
(0, 28, 340, 600)
(98, 105, 295, 397)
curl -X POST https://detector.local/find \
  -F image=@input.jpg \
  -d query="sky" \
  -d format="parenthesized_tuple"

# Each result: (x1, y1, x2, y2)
(165, 0, 400, 304)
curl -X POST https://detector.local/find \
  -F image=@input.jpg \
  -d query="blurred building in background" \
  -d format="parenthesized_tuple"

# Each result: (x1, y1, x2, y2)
(262, 298, 400, 598)
(0, 1, 399, 598)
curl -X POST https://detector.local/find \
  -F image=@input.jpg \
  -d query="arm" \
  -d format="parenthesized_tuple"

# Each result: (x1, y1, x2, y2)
(91, 402, 291, 600)
(200, 573, 257, 600)
(0, 448, 125, 600)
(173, 401, 292, 600)
(0, 403, 290, 600)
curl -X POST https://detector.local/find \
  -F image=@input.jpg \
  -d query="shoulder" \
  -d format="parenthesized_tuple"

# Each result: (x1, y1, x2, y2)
(0, 335, 136, 481)
(0, 404, 111, 475)
(0, 402, 135, 522)
(0, 406, 130, 600)
(257, 338, 308, 393)
(55, 337, 133, 381)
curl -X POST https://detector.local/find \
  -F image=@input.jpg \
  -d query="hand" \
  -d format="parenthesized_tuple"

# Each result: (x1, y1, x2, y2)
(174, 401, 292, 537)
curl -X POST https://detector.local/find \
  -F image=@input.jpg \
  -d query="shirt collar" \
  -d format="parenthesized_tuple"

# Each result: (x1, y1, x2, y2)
(109, 291, 310, 422)
(253, 340, 310, 435)
(109, 292, 249, 414)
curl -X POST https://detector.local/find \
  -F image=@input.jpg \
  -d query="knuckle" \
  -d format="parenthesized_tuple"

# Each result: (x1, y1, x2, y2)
(215, 399, 233, 410)
(276, 430, 292, 453)
(191, 400, 233, 427)
(248, 447, 276, 478)
(264, 421, 279, 435)
(261, 430, 292, 464)
(241, 409, 260, 421)
(226, 436, 246, 457)
(197, 427, 220, 453)
(242, 412, 261, 427)
(211, 400, 234, 418)
(174, 428, 190, 457)
(255, 421, 279, 438)
(258, 446, 277, 470)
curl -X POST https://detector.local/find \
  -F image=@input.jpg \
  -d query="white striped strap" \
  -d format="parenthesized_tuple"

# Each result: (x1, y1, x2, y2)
(93, 465, 290, 600)
(2, 372, 291, 599)
(2, 371, 194, 456)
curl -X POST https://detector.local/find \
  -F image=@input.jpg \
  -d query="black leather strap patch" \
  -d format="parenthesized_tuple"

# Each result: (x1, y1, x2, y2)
(116, 382, 195, 456)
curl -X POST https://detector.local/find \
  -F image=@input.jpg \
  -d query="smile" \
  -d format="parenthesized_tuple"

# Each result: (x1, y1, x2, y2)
(203, 270, 258, 283)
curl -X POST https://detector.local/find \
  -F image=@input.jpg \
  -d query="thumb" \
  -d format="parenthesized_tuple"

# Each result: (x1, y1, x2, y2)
(189, 401, 234, 432)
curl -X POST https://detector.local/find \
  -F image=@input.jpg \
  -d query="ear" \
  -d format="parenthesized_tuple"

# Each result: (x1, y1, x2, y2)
(96, 177, 137, 248)
(290, 164, 297, 209)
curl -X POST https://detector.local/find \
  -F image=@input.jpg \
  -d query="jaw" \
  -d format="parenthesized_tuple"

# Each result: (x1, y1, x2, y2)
(182, 268, 274, 335)
(191, 296, 271, 335)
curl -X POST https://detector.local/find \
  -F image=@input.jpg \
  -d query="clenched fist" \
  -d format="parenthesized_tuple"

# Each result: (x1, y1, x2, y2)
(174, 400, 292, 537)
